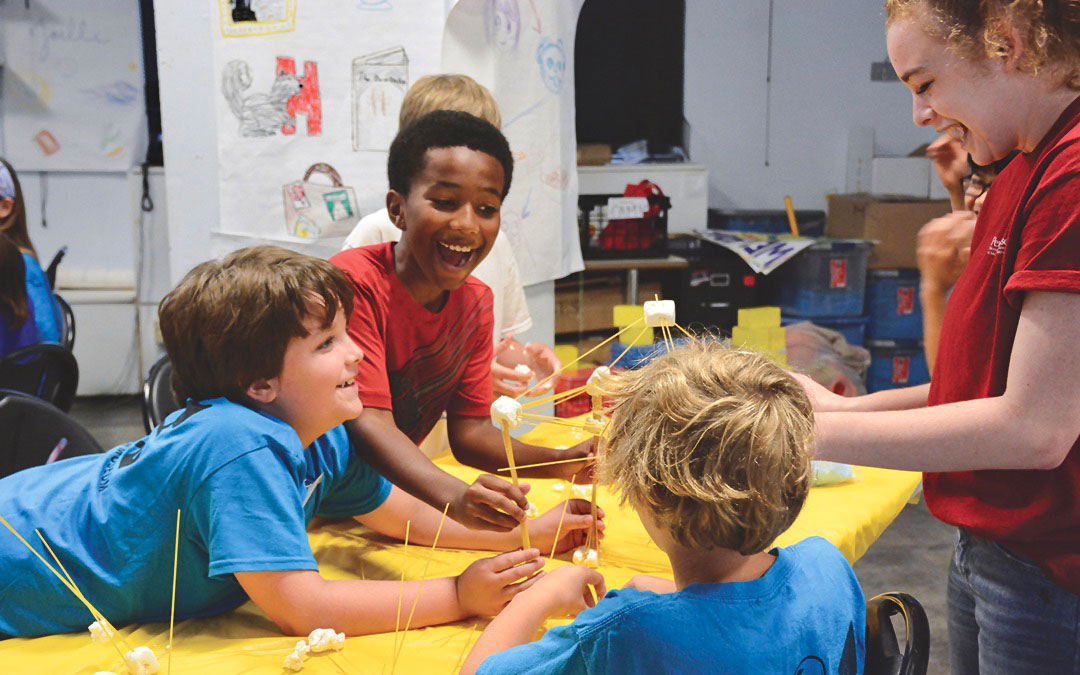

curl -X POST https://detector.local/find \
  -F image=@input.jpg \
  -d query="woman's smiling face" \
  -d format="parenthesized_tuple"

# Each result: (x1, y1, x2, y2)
(887, 16, 1019, 165)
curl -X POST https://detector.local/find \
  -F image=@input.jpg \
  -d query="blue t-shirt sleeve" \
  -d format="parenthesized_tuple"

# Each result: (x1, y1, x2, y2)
(476, 624, 589, 675)
(189, 446, 319, 577)
(315, 451, 392, 518)
(22, 254, 61, 344)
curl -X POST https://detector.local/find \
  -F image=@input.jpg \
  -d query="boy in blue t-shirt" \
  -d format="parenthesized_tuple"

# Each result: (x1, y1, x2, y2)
(463, 341, 866, 675)
(0, 247, 597, 638)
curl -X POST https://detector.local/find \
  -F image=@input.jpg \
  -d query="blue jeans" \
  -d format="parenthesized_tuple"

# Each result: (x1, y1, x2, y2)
(948, 529, 1080, 674)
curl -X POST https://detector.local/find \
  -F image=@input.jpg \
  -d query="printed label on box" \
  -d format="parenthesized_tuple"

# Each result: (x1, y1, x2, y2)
(896, 286, 915, 315)
(892, 356, 911, 384)
(830, 259, 848, 289)
(606, 197, 650, 220)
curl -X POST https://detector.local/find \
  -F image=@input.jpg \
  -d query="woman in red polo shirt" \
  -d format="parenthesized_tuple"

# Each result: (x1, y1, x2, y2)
(799, 1, 1080, 671)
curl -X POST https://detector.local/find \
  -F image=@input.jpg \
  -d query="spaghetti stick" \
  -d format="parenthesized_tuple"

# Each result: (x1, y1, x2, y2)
(674, 322, 698, 341)
(392, 504, 451, 674)
(520, 385, 589, 411)
(393, 521, 411, 664)
(549, 475, 575, 563)
(451, 623, 480, 675)
(609, 325, 652, 369)
(168, 509, 180, 675)
(518, 317, 645, 399)
(517, 412, 596, 430)
(496, 455, 596, 473)
(499, 424, 530, 551)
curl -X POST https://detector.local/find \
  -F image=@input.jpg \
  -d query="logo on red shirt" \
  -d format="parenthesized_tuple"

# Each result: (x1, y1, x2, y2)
(987, 236, 1008, 256)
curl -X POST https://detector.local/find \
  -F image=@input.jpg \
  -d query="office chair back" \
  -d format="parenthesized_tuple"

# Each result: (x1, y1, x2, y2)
(142, 355, 179, 433)
(44, 246, 67, 289)
(0, 389, 103, 479)
(0, 343, 79, 412)
(866, 591, 930, 675)
(54, 293, 75, 350)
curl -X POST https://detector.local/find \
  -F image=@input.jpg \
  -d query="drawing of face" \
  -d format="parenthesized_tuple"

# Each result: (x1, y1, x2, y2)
(537, 38, 565, 93)
(485, 0, 521, 53)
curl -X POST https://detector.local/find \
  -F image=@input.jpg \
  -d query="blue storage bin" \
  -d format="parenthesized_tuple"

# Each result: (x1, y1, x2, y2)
(707, 209, 826, 237)
(784, 315, 870, 346)
(773, 239, 873, 317)
(867, 269, 923, 340)
(866, 340, 930, 392)
(608, 339, 691, 369)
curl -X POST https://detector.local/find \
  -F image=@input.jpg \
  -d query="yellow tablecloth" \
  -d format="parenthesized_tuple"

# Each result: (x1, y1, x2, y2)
(0, 422, 919, 674)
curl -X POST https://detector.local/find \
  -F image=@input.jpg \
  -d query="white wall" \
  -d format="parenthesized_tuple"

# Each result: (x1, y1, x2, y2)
(684, 1, 938, 211)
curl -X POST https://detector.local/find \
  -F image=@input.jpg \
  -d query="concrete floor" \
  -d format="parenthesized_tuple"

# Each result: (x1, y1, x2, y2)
(69, 395, 957, 675)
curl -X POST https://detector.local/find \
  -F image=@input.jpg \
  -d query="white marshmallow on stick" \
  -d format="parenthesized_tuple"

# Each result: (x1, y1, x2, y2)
(123, 646, 160, 675)
(490, 396, 523, 430)
(584, 365, 618, 398)
(643, 300, 676, 328)
(572, 545, 600, 568)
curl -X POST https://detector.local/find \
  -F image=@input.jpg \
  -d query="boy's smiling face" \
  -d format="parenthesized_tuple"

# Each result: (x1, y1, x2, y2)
(249, 304, 364, 447)
(387, 145, 505, 310)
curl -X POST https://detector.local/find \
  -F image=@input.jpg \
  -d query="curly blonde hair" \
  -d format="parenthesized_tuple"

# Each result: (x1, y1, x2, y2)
(885, 0, 1080, 89)
(599, 340, 814, 554)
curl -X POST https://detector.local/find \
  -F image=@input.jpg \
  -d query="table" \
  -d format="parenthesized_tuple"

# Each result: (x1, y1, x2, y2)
(0, 421, 919, 674)
(582, 255, 688, 304)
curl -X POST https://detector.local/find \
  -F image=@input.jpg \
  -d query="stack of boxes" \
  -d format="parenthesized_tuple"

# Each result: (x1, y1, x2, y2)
(730, 306, 787, 367)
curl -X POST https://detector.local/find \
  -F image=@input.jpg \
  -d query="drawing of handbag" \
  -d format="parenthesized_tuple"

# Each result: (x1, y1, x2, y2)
(282, 163, 361, 239)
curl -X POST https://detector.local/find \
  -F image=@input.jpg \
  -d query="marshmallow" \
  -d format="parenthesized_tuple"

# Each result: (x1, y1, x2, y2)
(643, 300, 676, 328)
(490, 395, 523, 429)
(570, 484, 592, 500)
(123, 646, 160, 675)
(581, 416, 606, 435)
(88, 620, 112, 643)
(294, 640, 311, 657)
(514, 364, 532, 377)
(572, 545, 600, 568)
(524, 502, 539, 519)
(585, 366, 617, 397)
(551, 482, 566, 492)
(307, 628, 345, 653)
(283, 651, 306, 672)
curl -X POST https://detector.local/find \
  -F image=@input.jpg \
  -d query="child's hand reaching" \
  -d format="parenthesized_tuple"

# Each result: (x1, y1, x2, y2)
(456, 548, 546, 616)
(452, 474, 531, 532)
(545, 438, 596, 482)
(510, 564, 607, 620)
(528, 499, 605, 554)
(623, 574, 676, 594)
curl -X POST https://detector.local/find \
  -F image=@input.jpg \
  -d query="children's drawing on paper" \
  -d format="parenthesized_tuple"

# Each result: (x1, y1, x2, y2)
(356, 0, 393, 10)
(99, 122, 124, 157)
(33, 130, 61, 156)
(351, 47, 408, 152)
(80, 80, 139, 106)
(536, 38, 565, 93)
(485, 0, 521, 53)
(282, 163, 362, 239)
(218, 0, 297, 37)
(222, 58, 320, 137)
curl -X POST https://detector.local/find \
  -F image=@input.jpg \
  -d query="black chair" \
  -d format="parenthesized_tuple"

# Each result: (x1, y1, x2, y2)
(54, 293, 75, 350)
(44, 245, 66, 289)
(0, 389, 103, 479)
(142, 355, 179, 433)
(866, 592, 930, 675)
(0, 344, 79, 412)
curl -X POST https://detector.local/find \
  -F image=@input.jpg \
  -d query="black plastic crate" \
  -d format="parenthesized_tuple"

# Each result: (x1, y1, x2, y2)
(578, 192, 670, 259)
(668, 237, 761, 332)
(708, 208, 826, 237)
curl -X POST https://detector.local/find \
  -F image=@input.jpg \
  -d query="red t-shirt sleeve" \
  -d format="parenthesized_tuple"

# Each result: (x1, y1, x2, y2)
(1005, 142, 1080, 306)
(446, 284, 495, 417)
(332, 250, 394, 411)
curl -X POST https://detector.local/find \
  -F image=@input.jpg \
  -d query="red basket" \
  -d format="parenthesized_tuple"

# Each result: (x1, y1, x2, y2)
(554, 368, 594, 418)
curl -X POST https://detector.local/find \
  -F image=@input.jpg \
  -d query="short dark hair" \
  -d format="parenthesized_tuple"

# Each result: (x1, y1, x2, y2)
(159, 246, 354, 404)
(387, 109, 513, 199)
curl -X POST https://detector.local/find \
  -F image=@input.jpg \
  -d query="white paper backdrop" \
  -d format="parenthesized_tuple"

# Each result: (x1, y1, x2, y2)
(443, 0, 584, 285)
(211, 0, 445, 242)
(0, 0, 147, 171)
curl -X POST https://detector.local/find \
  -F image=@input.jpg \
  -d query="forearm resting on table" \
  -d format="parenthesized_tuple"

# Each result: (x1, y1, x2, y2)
(235, 569, 464, 636)
(448, 415, 572, 477)
(347, 411, 467, 510)
(460, 595, 550, 675)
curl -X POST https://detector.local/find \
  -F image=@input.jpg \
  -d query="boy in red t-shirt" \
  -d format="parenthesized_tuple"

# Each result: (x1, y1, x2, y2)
(331, 111, 593, 532)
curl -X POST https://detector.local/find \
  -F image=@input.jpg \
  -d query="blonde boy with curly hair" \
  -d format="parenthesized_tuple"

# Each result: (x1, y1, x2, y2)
(464, 340, 866, 674)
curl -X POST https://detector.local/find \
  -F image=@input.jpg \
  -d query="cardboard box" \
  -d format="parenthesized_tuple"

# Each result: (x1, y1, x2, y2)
(870, 157, 931, 198)
(555, 274, 662, 335)
(826, 194, 951, 269)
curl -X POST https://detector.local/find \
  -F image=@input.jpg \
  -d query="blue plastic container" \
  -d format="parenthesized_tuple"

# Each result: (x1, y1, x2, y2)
(867, 269, 923, 340)
(707, 209, 826, 237)
(784, 315, 870, 347)
(866, 340, 930, 392)
(608, 339, 691, 369)
(773, 239, 873, 317)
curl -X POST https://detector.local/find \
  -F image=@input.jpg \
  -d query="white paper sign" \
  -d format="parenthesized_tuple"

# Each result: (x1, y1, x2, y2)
(694, 230, 816, 275)
(606, 197, 649, 220)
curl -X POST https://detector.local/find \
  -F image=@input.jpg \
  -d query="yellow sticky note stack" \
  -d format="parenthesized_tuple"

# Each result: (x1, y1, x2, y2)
(731, 306, 787, 367)
(613, 305, 653, 346)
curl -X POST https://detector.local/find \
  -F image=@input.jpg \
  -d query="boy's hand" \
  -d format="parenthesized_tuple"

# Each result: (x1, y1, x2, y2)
(511, 564, 607, 619)
(544, 438, 596, 482)
(529, 499, 605, 554)
(456, 548, 546, 616)
(451, 475, 531, 531)
(623, 574, 677, 594)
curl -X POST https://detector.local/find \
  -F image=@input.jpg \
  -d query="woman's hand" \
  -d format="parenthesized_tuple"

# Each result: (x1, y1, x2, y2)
(528, 499, 605, 554)
(791, 372, 853, 412)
